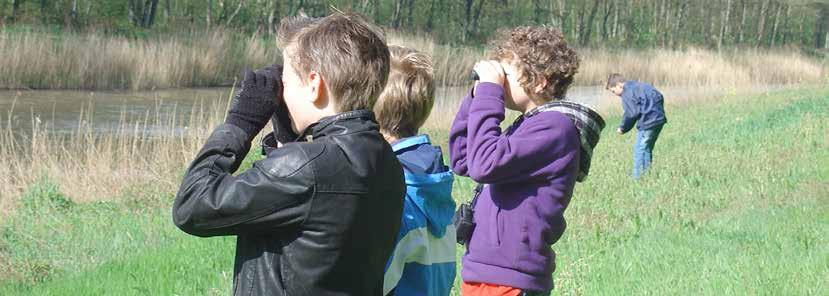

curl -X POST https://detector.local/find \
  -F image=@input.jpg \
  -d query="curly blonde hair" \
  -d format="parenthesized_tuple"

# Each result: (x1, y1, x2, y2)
(489, 26, 580, 101)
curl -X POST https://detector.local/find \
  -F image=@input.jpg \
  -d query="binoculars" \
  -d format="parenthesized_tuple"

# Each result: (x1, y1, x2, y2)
(469, 70, 480, 81)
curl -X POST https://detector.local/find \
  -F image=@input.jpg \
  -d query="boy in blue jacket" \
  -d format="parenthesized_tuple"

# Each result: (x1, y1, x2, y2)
(376, 45, 456, 296)
(607, 73, 667, 179)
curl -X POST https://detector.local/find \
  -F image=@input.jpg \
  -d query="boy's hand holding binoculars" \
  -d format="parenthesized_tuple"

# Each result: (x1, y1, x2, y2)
(472, 60, 506, 86)
(226, 65, 284, 139)
(471, 60, 506, 98)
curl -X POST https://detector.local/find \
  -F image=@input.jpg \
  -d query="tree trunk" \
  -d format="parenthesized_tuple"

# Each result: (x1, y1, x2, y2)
(601, 0, 613, 41)
(144, 0, 159, 28)
(612, 0, 619, 39)
(672, 1, 687, 49)
(426, 0, 437, 31)
(623, 3, 636, 42)
(268, 0, 279, 35)
(769, 2, 782, 47)
(406, 0, 415, 29)
(576, 2, 585, 43)
(373, 0, 380, 23)
(755, 0, 768, 48)
(207, 0, 213, 27)
(658, 0, 667, 46)
(737, 0, 746, 44)
(128, 0, 141, 26)
(661, 0, 671, 47)
(471, 0, 485, 36)
(11, 0, 23, 22)
(780, 3, 791, 46)
(71, 0, 79, 23)
(40, 0, 47, 23)
(816, 4, 829, 49)
(551, 0, 569, 28)
(462, 0, 472, 42)
(532, 0, 540, 24)
(392, 0, 402, 28)
(225, 0, 245, 26)
(549, 0, 564, 28)
(718, 0, 732, 52)
(579, 0, 600, 46)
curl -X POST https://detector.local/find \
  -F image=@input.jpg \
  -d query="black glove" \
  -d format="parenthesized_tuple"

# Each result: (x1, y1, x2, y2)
(225, 65, 283, 138)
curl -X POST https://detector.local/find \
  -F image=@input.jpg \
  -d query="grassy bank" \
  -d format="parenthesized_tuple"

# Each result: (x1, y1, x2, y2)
(1, 86, 826, 295)
(1, 28, 826, 90)
(0, 90, 233, 217)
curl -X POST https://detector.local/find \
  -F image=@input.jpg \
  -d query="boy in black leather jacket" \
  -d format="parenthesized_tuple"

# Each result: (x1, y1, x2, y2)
(172, 12, 405, 296)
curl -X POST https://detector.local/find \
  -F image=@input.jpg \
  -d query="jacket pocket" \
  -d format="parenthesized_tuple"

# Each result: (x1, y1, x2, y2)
(493, 207, 502, 245)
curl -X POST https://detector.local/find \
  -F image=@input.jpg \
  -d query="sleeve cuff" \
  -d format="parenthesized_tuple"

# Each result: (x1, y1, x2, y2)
(473, 82, 505, 102)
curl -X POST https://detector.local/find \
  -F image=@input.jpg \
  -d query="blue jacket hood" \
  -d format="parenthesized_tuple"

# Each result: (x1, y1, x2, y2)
(392, 135, 455, 237)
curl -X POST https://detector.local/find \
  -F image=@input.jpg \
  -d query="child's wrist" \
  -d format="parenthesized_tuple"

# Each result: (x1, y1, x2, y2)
(473, 82, 505, 100)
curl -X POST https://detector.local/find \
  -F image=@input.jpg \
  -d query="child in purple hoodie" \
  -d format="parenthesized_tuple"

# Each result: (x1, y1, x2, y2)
(450, 26, 603, 296)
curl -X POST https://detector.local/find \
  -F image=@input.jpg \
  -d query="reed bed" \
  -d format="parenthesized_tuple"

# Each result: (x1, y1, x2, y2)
(0, 29, 280, 90)
(1, 28, 824, 91)
(577, 47, 827, 87)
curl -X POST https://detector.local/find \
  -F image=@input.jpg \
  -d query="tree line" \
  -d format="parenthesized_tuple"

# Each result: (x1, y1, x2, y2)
(2, 0, 828, 50)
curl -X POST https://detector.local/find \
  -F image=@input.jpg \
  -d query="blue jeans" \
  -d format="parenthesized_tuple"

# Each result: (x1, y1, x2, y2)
(633, 125, 663, 179)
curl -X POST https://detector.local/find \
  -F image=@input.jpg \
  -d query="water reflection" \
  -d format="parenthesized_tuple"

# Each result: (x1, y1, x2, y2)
(0, 85, 721, 137)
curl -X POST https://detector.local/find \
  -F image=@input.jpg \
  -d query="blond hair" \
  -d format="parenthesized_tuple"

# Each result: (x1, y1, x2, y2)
(373, 45, 435, 139)
(278, 12, 390, 112)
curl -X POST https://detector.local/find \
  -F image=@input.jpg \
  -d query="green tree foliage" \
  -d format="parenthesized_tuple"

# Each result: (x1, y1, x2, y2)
(1, 0, 828, 49)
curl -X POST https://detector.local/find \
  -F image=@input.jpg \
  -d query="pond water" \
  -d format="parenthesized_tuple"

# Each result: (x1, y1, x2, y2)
(0, 85, 719, 137)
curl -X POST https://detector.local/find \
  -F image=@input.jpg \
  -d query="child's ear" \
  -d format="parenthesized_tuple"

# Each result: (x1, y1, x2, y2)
(534, 77, 548, 94)
(308, 71, 326, 104)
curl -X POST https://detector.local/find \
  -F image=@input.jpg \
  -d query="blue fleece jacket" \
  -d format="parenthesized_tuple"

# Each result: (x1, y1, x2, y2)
(619, 81, 667, 133)
(384, 135, 456, 296)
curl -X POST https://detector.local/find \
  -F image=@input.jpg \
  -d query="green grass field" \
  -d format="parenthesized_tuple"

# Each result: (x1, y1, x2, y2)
(1, 87, 827, 295)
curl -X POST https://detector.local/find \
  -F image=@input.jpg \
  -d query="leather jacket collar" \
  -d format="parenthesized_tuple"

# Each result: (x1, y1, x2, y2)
(262, 110, 377, 154)
(300, 109, 377, 141)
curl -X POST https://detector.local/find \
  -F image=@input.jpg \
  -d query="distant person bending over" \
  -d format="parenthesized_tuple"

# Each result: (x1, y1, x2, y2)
(606, 74, 667, 179)
(376, 45, 456, 296)
(172, 13, 405, 296)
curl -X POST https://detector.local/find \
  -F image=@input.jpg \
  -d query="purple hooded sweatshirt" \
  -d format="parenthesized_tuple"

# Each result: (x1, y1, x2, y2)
(449, 83, 581, 292)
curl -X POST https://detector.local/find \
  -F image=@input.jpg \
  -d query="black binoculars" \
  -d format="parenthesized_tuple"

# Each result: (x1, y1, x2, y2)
(469, 70, 480, 81)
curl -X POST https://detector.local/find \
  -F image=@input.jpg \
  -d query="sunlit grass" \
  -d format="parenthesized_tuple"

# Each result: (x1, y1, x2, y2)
(1, 86, 826, 295)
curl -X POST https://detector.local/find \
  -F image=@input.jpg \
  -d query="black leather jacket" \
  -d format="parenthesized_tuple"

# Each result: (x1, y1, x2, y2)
(173, 110, 405, 296)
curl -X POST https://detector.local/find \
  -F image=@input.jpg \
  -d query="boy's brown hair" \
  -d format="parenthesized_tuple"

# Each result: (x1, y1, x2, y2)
(278, 12, 390, 112)
(489, 26, 579, 100)
(606, 73, 626, 89)
(374, 45, 435, 139)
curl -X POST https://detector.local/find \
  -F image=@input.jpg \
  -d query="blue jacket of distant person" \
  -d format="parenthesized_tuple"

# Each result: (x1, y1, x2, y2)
(619, 80, 667, 133)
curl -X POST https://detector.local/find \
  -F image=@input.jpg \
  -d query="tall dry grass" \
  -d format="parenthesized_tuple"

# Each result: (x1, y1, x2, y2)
(388, 31, 826, 88)
(578, 47, 827, 87)
(387, 31, 485, 87)
(1, 28, 824, 90)
(0, 92, 238, 219)
(0, 28, 280, 90)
